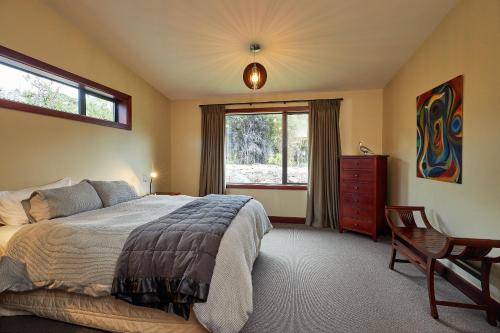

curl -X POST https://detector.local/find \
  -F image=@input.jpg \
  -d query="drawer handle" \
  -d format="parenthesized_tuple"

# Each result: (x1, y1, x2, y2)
(354, 174, 359, 177)
(354, 186, 359, 190)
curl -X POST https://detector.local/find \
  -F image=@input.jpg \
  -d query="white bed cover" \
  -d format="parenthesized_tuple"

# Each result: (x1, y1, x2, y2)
(0, 195, 272, 333)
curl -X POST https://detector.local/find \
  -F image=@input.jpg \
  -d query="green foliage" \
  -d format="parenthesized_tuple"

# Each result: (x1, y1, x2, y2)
(226, 113, 309, 168)
(226, 114, 282, 165)
(86, 95, 114, 121)
(287, 114, 309, 167)
(1, 75, 79, 113)
(0, 74, 113, 120)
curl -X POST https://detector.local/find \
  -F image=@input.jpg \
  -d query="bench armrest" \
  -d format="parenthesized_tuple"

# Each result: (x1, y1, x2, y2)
(385, 205, 433, 229)
(448, 237, 500, 261)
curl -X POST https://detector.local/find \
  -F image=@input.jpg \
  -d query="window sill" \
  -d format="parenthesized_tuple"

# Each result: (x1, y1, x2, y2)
(226, 184, 308, 190)
(0, 99, 131, 130)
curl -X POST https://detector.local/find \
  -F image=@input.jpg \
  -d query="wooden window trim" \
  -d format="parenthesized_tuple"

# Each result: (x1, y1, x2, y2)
(0, 45, 131, 130)
(226, 184, 307, 190)
(225, 106, 309, 189)
(225, 106, 309, 114)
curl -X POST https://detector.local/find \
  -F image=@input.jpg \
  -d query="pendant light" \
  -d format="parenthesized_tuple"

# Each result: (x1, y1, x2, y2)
(243, 43, 267, 90)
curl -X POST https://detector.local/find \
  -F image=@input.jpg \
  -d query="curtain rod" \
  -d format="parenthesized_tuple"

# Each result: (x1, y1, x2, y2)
(199, 97, 343, 108)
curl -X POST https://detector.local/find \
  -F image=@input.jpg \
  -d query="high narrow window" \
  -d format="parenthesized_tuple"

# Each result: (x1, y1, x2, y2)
(225, 107, 309, 187)
(0, 46, 131, 130)
(0, 63, 79, 114)
(85, 93, 115, 121)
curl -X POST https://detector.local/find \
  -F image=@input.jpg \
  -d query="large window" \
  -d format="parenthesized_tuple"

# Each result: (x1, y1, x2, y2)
(0, 46, 131, 129)
(225, 107, 309, 187)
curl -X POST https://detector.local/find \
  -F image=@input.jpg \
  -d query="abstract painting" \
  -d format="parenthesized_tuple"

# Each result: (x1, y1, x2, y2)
(417, 75, 463, 184)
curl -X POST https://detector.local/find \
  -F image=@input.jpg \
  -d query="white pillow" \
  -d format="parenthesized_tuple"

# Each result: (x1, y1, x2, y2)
(0, 191, 5, 225)
(0, 178, 72, 226)
(0, 225, 24, 256)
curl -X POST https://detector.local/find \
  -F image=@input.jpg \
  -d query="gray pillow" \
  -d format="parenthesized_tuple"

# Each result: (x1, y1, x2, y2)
(86, 180, 138, 207)
(23, 182, 103, 223)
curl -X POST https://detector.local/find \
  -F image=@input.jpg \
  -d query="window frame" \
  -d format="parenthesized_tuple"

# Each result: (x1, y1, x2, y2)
(225, 106, 309, 190)
(0, 45, 131, 130)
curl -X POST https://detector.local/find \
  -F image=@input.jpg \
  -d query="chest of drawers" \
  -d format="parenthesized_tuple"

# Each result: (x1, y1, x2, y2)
(339, 155, 388, 241)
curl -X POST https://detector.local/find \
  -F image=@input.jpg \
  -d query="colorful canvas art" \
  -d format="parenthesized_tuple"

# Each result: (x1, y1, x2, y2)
(416, 75, 463, 184)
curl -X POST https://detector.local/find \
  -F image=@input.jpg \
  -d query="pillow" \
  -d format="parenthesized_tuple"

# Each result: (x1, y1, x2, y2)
(86, 180, 138, 207)
(23, 181, 103, 223)
(0, 178, 72, 226)
(0, 192, 5, 225)
(0, 225, 24, 256)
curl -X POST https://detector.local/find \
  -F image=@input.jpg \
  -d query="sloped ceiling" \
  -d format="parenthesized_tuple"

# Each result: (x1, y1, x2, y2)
(45, 0, 457, 99)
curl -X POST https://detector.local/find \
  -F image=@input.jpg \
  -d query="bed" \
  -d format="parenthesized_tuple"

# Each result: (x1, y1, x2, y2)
(0, 194, 272, 333)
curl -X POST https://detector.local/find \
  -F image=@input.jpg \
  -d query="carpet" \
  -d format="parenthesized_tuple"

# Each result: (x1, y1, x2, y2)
(240, 224, 498, 333)
(1, 224, 497, 332)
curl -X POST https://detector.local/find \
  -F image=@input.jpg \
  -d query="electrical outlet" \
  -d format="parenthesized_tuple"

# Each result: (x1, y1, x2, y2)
(142, 174, 148, 183)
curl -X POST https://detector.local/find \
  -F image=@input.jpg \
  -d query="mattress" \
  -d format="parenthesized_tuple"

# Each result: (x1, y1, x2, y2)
(0, 195, 272, 333)
(0, 289, 207, 333)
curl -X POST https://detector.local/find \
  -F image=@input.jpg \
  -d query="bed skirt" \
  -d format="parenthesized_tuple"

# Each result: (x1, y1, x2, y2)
(0, 290, 208, 333)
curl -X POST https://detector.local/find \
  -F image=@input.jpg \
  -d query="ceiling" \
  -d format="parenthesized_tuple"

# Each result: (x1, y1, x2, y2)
(45, 0, 457, 100)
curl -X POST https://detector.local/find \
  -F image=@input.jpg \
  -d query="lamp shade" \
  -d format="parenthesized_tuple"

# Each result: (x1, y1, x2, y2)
(243, 62, 267, 90)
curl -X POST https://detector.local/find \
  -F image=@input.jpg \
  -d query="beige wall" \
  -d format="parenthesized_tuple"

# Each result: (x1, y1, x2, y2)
(382, 0, 500, 298)
(3, 0, 496, 303)
(0, 0, 171, 194)
(171, 89, 383, 217)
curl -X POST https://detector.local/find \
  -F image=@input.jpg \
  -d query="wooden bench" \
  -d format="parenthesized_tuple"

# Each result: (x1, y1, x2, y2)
(385, 205, 500, 326)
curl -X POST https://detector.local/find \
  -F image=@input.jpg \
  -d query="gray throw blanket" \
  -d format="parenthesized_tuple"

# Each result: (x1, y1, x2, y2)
(110, 194, 252, 319)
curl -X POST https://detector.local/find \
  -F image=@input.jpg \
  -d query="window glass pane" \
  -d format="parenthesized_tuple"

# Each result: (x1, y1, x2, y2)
(226, 114, 282, 184)
(86, 94, 115, 121)
(0, 62, 78, 113)
(287, 113, 309, 183)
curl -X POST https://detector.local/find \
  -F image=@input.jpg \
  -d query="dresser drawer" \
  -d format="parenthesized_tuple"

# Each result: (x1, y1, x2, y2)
(341, 217, 373, 234)
(341, 169, 374, 182)
(341, 181, 374, 194)
(341, 158, 374, 170)
(342, 205, 373, 219)
(342, 193, 374, 206)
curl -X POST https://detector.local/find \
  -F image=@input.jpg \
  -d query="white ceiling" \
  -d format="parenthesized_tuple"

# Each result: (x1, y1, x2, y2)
(45, 0, 457, 100)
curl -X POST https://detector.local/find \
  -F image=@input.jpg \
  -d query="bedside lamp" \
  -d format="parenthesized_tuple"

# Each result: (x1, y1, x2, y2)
(150, 172, 158, 194)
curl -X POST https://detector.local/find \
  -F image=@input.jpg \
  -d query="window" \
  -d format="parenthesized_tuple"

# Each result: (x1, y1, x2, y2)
(85, 93, 115, 121)
(286, 113, 309, 183)
(0, 46, 131, 129)
(225, 107, 309, 188)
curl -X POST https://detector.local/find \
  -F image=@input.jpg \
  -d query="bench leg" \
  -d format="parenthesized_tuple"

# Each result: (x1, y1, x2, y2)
(389, 246, 397, 270)
(426, 258, 438, 319)
(481, 260, 497, 326)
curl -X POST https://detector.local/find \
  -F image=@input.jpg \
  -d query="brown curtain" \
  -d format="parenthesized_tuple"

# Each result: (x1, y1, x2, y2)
(306, 99, 342, 229)
(199, 104, 225, 196)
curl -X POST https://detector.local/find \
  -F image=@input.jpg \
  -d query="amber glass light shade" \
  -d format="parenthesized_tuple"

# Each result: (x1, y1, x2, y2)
(243, 62, 267, 90)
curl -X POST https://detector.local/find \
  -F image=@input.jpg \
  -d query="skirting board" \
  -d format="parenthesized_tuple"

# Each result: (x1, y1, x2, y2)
(268, 216, 306, 224)
(436, 261, 500, 321)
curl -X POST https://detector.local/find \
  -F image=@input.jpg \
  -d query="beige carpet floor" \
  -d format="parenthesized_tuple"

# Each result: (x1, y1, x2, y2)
(241, 224, 498, 333)
(0, 223, 498, 332)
